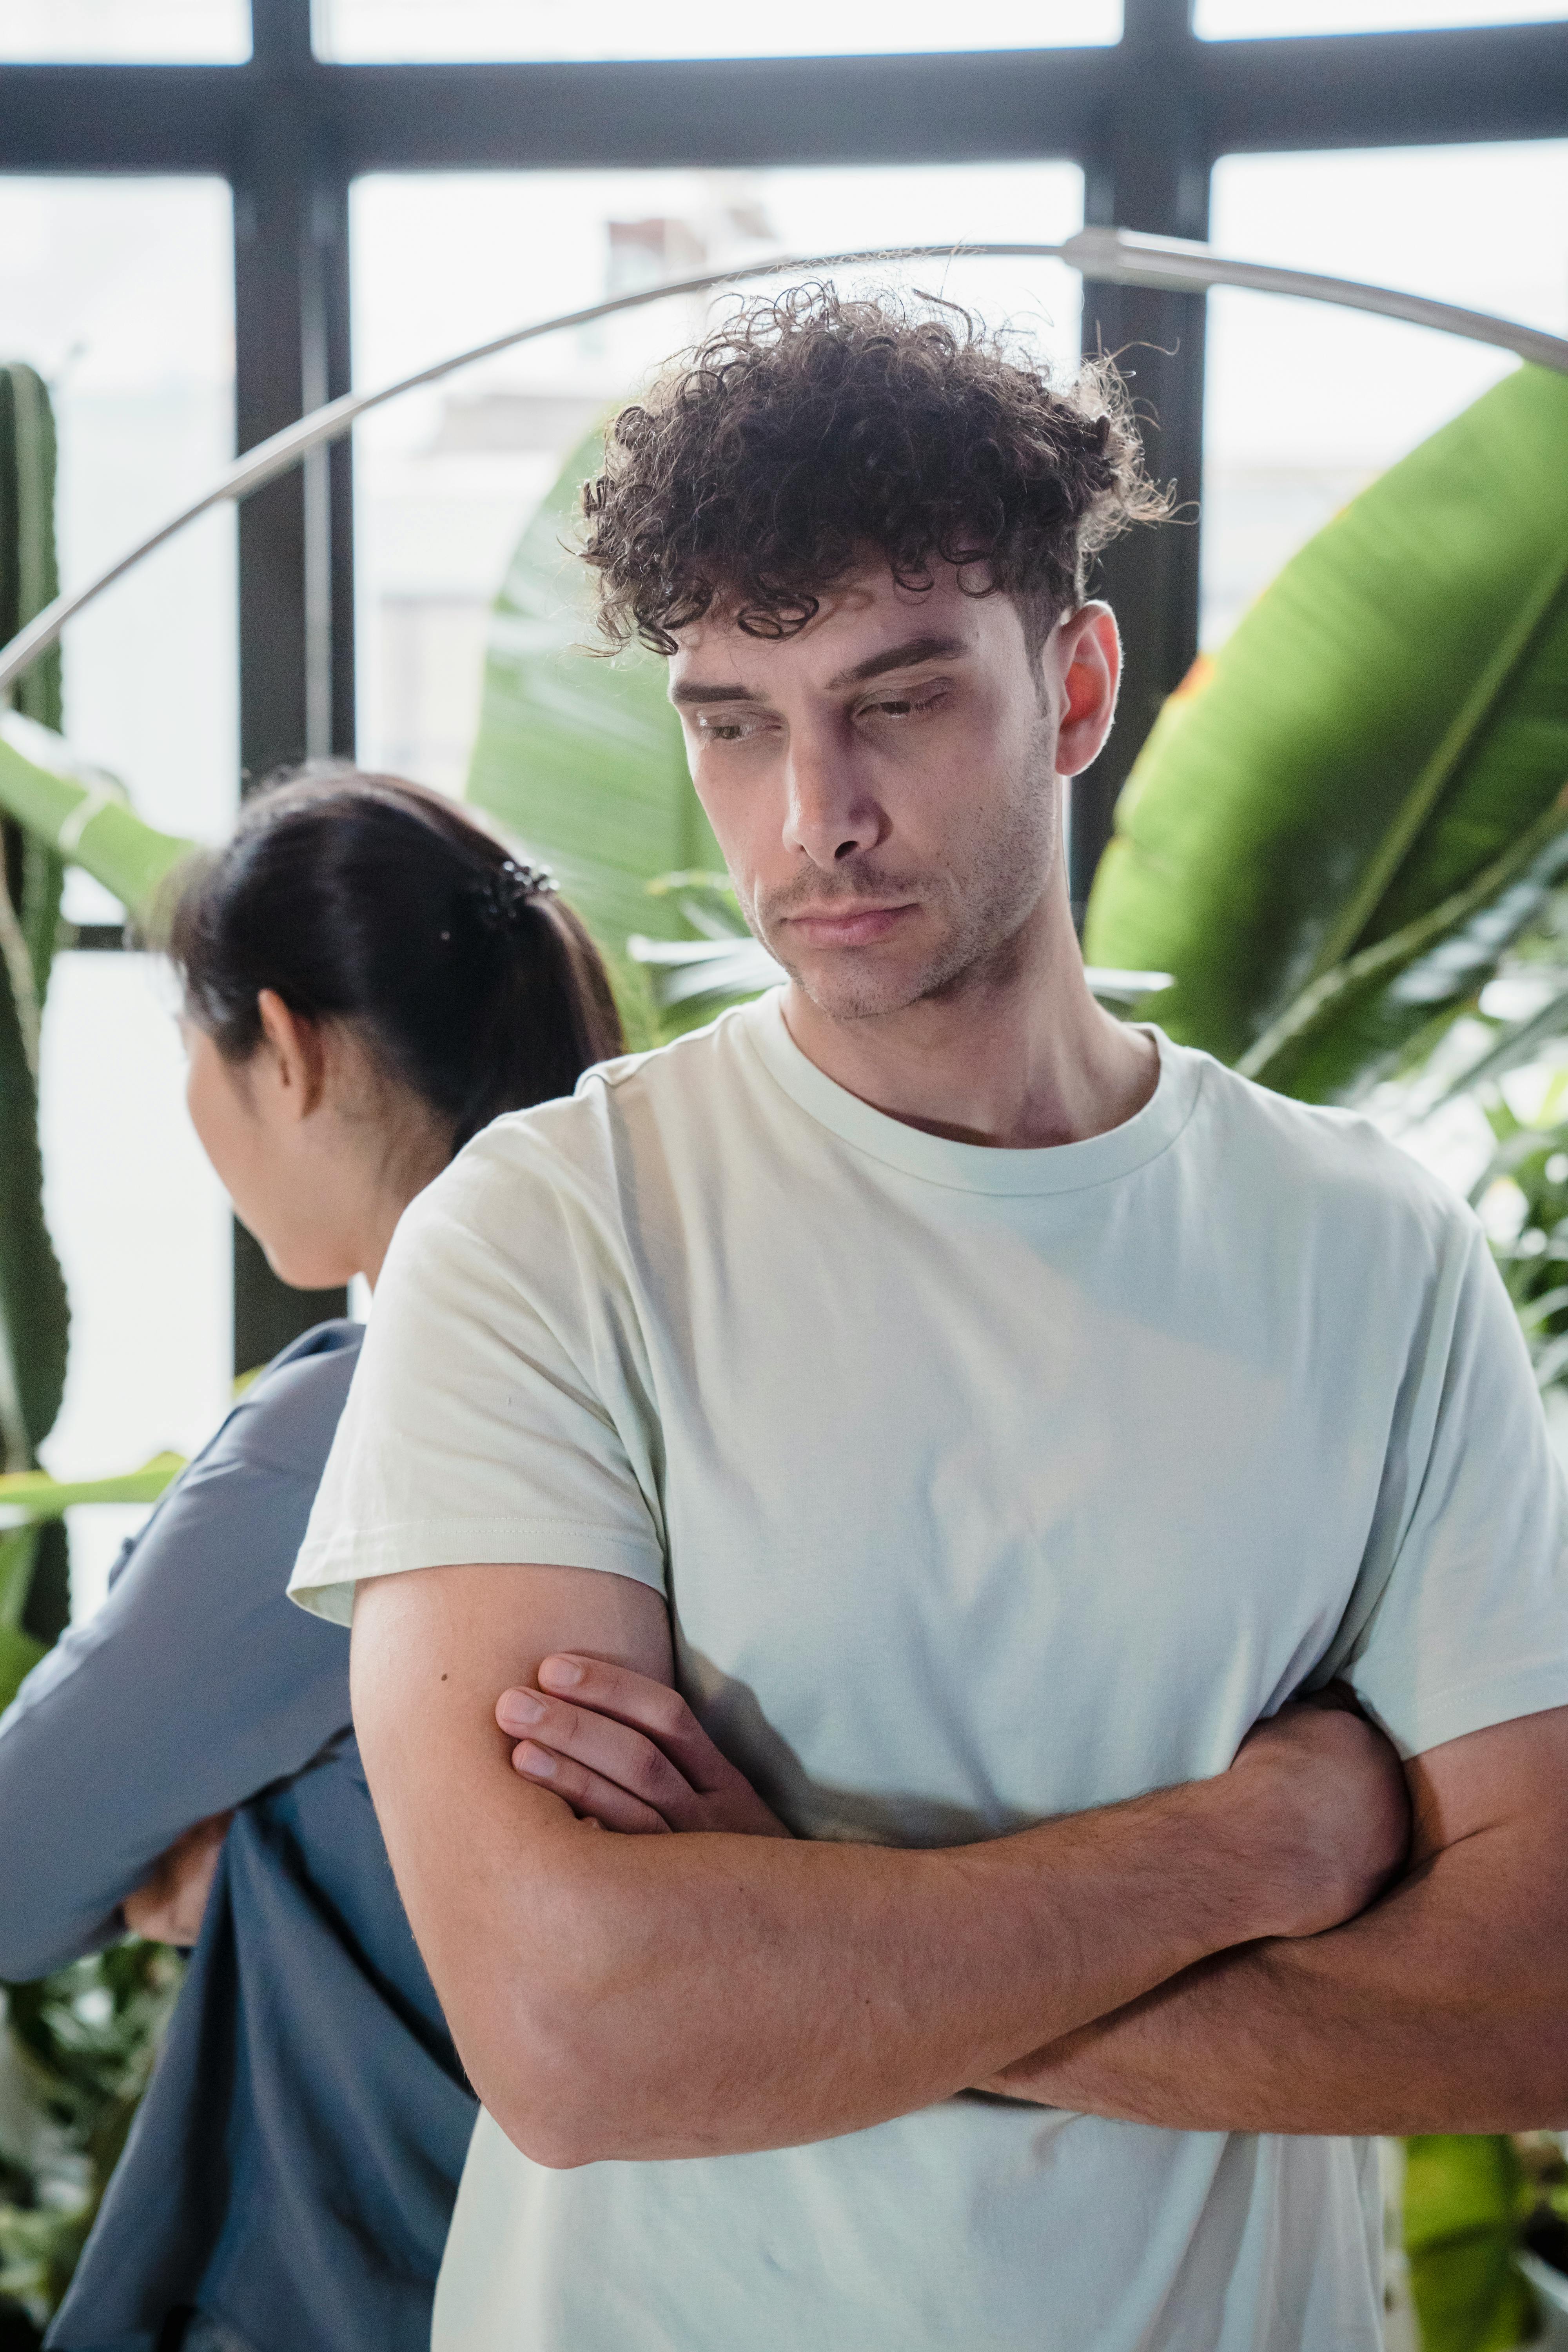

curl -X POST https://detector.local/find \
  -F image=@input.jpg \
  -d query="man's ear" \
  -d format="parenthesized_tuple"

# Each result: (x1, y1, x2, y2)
(1051, 604, 1121, 779)
(255, 988, 327, 1120)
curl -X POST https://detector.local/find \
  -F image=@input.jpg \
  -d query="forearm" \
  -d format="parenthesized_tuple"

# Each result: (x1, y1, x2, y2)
(988, 1827, 1568, 2134)
(393, 1773, 1286, 2166)
(352, 1564, 1337, 2166)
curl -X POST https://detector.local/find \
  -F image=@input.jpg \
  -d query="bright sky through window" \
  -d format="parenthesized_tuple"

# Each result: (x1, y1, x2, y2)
(315, 0, 1121, 59)
(1198, 0, 1564, 36)
(0, 178, 238, 1614)
(348, 163, 1083, 794)
(0, 0, 249, 60)
(1201, 140, 1568, 648)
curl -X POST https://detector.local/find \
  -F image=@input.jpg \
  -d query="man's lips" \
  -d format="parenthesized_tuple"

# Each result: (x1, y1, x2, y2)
(779, 902, 917, 948)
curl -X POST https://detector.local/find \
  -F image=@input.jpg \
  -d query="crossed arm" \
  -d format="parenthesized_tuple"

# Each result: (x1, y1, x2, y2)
(352, 1557, 1422, 2167)
(982, 1703, 1568, 2134)
(511, 1644, 1568, 2140)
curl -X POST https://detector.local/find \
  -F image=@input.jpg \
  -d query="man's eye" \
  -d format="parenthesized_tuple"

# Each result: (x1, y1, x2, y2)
(863, 687, 946, 721)
(695, 713, 761, 743)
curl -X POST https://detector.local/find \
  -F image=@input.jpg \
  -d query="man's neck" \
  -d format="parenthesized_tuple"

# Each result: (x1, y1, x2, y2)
(780, 887, 1158, 1152)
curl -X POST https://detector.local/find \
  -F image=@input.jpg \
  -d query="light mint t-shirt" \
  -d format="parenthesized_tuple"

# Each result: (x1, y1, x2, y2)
(292, 993, 1568, 2352)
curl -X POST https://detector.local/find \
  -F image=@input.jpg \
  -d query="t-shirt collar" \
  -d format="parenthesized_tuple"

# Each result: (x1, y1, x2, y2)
(740, 988, 1204, 1196)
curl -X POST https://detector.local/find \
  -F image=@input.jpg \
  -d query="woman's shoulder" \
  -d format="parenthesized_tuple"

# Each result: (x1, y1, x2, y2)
(213, 1319, 365, 1485)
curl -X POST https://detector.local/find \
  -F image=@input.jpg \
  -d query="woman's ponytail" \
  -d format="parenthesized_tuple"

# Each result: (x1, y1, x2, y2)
(167, 769, 624, 1149)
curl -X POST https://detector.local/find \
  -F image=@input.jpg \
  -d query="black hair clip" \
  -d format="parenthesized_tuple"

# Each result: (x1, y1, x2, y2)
(469, 858, 556, 936)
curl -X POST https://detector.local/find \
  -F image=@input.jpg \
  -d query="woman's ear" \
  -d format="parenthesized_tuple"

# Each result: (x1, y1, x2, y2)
(1051, 604, 1122, 779)
(255, 988, 327, 1120)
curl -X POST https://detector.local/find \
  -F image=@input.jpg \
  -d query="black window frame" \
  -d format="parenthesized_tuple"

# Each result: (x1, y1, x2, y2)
(3, 0, 1565, 1361)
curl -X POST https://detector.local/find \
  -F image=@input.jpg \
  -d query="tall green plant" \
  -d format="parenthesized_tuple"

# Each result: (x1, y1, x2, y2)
(0, 367, 71, 1678)
(0, 716, 192, 1724)
(1085, 365, 1568, 1104)
(0, 376, 196, 2349)
(1083, 363, 1568, 2352)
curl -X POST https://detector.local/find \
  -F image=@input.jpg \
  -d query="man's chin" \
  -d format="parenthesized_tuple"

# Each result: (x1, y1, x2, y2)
(777, 947, 942, 1025)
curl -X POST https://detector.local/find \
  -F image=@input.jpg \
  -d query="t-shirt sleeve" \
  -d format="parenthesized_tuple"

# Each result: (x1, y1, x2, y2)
(1328, 1213, 1568, 1759)
(289, 1136, 667, 1625)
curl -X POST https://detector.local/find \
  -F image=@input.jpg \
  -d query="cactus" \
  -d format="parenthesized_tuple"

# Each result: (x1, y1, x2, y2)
(0, 364, 70, 1670)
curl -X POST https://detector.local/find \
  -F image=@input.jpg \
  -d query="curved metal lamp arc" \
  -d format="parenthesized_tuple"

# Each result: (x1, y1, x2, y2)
(2, 222, 1565, 702)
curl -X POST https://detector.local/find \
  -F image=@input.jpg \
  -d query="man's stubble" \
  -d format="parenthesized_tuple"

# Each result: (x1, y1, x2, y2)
(745, 726, 1062, 1027)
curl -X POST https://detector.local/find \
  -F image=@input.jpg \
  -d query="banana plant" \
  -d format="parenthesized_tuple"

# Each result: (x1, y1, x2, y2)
(466, 424, 724, 1047)
(0, 369, 201, 2350)
(0, 366, 194, 1721)
(1085, 363, 1568, 1104)
(0, 1455, 185, 1717)
(1081, 363, 1568, 2352)
(1403, 2134, 1537, 2352)
(0, 713, 193, 1722)
(0, 704, 192, 1702)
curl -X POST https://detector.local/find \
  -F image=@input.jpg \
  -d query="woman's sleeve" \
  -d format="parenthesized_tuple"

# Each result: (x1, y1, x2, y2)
(0, 1335, 361, 1981)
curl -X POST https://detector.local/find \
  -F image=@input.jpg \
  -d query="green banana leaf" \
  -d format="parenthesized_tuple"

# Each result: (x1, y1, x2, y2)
(0, 1526, 45, 1710)
(0, 1455, 184, 1715)
(1404, 2133, 1536, 2352)
(0, 1450, 185, 1524)
(1084, 365, 1568, 1102)
(0, 712, 194, 930)
(465, 425, 721, 1042)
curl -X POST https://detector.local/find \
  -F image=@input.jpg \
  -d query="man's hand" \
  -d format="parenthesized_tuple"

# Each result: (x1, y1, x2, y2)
(122, 1810, 232, 1946)
(355, 1560, 1419, 2165)
(496, 1661, 1405, 1939)
(983, 1704, 1568, 2134)
(496, 1655, 791, 1837)
(1223, 1688, 1409, 1936)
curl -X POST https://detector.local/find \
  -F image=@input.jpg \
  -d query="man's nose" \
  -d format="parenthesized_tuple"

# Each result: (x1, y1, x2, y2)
(780, 730, 884, 867)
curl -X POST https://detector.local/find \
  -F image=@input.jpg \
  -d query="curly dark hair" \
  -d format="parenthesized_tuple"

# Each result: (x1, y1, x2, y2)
(579, 285, 1170, 659)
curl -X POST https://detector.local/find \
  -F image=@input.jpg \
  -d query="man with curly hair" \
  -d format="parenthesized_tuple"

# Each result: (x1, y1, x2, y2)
(294, 290, 1568, 2350)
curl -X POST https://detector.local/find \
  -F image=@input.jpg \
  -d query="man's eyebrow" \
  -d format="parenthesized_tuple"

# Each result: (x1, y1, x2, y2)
(826, 633, 971, 690)
(669, 630, 972, 708)
(669, 677, 764, 706)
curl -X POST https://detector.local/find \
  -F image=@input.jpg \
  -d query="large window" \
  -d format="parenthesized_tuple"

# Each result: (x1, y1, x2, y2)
(0, 0, 249, 60)
(1198, 0, 1563, 33)
(4, 0, 1562, 1520)
(0, 178, 237, 1616)
(315, 0, 1120, 61)
(1201, 139, 1568, 648)
(352, 163, 1084, 793)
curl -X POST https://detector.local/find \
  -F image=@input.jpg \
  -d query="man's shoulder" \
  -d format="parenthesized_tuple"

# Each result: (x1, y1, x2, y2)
(406, 998, 770, 1255)
(458, 1000, 765, 1179)
(1181, 1041, 1478, 1261)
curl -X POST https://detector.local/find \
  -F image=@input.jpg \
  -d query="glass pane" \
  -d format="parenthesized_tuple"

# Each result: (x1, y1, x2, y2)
(0, 0, 249, 62)
(1200, 141, 1568, 651)
(1198, 0, 1563, 38)
(38, 962, 233, 1620)
(318, 0, 1118, 61)
(0, 178, 237, 1613)
(351, 162, 1084, 793)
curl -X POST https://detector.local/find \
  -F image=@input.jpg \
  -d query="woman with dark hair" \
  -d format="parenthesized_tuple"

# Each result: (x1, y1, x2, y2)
(0, 771, 622, 2352)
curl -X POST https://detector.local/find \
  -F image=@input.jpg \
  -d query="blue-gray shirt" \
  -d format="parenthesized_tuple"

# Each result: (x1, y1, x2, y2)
(0, 1323, 476, 2352)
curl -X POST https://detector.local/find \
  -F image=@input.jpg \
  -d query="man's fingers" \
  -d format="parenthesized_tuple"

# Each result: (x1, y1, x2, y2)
(533, 1654, 738, 1793)
(497, 1682, 705, 1821)
(510, 1739, 672, 1834)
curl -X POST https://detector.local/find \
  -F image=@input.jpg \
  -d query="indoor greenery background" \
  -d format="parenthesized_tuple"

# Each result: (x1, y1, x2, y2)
(2, 358, 1568, 2348)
